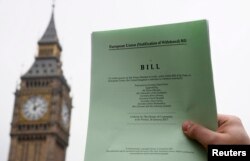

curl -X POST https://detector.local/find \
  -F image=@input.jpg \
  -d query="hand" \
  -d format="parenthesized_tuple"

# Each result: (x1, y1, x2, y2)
(182, 114, 250, 149)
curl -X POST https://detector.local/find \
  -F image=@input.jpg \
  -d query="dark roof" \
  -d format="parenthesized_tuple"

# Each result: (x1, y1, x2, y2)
(22, 58, 61, 78)
(22, 58, 71, 91)
(38, 12, 62, 49)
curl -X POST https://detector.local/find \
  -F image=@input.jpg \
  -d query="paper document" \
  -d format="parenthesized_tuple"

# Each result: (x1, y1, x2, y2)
(85, 20, 217, 161)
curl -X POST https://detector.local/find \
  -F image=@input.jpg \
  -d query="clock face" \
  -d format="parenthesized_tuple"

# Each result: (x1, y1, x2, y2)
(61, 102, 69, 128)
(22, 96, 48, 120)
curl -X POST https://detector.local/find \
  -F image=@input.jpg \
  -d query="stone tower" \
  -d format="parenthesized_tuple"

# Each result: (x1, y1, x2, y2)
(8, 9, 72, 161)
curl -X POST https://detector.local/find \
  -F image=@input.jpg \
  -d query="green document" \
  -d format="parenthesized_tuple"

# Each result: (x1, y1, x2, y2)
(85, 20, 217, 161)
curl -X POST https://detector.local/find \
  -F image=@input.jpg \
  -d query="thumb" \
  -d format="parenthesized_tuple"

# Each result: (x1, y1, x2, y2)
(182, 121, 217, 148)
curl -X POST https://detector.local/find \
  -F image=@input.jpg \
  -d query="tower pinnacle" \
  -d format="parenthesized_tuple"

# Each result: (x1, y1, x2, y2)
(52, 0, 56, 11)
(38, 4, 61, 50)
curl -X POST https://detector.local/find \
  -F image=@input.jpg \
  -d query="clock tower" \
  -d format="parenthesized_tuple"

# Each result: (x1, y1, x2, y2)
(8, 9, 72, 161)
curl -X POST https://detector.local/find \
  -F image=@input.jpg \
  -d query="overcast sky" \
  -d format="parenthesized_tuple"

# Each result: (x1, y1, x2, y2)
(0, 0, 250, 161)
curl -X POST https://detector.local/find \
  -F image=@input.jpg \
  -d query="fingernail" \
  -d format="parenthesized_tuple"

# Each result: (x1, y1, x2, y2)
(182, 121, 192, 132)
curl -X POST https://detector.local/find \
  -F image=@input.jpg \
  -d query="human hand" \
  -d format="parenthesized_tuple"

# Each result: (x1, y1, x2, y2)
(182, 114, 250, 149)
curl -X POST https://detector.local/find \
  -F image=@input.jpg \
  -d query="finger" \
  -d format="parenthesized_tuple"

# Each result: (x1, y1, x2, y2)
(217, 114, 230, 126)
(217, 114, 242, 127)
(182, 121, 217, 148)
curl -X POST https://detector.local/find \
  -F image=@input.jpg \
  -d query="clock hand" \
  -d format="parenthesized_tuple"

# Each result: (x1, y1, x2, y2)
(35, 101, 45, 108)
(33, 105, 37, 111)
(35, 103, 41, 107)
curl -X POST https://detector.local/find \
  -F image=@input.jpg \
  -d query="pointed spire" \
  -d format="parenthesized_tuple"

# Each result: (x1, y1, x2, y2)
(38, 4, 62, 50)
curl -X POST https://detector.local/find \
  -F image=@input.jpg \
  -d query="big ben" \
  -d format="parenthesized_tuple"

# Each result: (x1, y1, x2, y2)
(8, 8, 72, 161)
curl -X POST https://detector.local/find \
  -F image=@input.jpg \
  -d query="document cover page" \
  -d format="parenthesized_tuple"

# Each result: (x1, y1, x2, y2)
(85, 20, 217, 161)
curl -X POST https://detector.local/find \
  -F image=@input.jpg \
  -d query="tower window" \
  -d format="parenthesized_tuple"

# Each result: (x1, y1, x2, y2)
(25, 80, 52, 88)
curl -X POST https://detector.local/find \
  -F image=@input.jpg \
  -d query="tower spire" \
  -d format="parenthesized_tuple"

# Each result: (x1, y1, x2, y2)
(52, 0, 55, 12)
(38, 1, 62, 50)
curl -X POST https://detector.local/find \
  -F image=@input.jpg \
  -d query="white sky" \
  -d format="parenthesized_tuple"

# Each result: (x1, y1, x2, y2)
(0, 0, 250, 161)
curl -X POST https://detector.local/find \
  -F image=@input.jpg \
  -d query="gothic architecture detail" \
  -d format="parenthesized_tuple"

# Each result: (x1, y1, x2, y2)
(8, 10, 72, 161)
